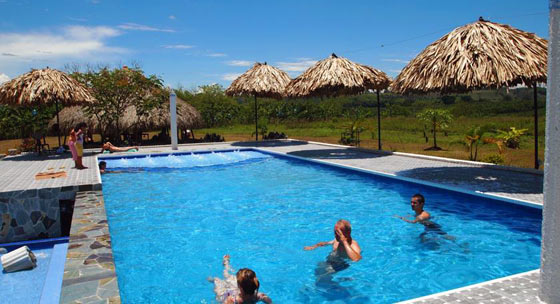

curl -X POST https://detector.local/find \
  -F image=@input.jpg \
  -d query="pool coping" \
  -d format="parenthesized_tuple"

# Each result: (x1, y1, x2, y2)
(59, 191, 120, 304)
(93, 145, 543, 303)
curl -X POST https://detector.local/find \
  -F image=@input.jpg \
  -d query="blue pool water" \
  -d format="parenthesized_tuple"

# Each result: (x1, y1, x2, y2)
(101, 150, 542, 303)
(0, 238, 68, 304)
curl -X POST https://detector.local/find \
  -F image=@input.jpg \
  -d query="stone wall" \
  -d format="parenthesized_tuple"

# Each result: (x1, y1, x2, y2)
(0, 185, 92, 243)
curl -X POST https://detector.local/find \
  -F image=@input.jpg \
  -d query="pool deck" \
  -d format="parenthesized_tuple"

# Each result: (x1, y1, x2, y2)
(0, 139, 545, 303)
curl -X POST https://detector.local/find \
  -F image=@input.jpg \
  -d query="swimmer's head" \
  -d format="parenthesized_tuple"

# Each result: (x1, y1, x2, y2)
(411, 193, 425, 210)
(237, 268, 259, 296)
(334, 219, 352, 241)
(99, 161, 106, 173)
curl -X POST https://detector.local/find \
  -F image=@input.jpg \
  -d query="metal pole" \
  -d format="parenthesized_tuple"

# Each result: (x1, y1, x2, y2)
(170, 90, 178, 150)
(540, 1, 560, 302)
(377, 89, 381, 150)
(254, 95, 258, 141)
(55, 101, 61, 147)
(534, 84, 539, 169)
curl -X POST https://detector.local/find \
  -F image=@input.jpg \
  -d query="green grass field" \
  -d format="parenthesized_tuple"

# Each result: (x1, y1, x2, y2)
(196, 114, 545, 169)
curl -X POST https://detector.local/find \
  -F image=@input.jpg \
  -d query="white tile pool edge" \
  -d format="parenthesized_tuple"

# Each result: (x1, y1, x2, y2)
(395, 269, 540, 303)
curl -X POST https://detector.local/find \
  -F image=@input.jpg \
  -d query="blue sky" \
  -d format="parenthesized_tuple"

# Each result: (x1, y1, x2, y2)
(0, 0, 550, 89)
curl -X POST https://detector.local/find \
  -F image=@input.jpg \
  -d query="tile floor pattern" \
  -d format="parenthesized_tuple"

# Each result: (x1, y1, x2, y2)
(60, 191, 120, 304)
(398, 270, 542, 304)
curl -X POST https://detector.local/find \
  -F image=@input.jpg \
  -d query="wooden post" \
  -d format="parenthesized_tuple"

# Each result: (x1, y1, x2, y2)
(534, 83, 539, 169)
(55, 100, 61, 147)
(377, 89, 382, 150)
(254, 95, 258, 141)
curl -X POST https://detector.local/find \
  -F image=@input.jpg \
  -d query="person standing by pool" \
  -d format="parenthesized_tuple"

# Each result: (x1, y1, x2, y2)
(396, 193, 430, 224)
(74, 122, 88, 169)
(68, 127, 78, 168)
(304, 219, 361, 262)
(208, 255, 272, 304)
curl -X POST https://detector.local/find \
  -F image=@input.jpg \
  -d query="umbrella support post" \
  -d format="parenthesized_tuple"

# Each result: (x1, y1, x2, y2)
(377, 89, 381, 150)
(254, 95, 258, 141)
(534, 84, 539, 169)
(56, 101, 61, 147)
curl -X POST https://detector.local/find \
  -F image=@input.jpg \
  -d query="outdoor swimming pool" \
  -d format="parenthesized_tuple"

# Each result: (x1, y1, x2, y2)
(100, 150, 542, 303)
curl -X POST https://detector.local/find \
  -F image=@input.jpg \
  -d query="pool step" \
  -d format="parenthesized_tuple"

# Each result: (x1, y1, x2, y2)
(39, 243, 68, 304)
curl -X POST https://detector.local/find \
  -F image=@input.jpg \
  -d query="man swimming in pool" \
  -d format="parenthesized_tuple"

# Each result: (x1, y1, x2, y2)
(397, 193, 430, 224)
(304, 219, 361, 262)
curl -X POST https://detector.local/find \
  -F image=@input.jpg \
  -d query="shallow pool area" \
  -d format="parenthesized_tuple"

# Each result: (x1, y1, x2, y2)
(0, 238, 68, 304)
(100, 150, 542, 303)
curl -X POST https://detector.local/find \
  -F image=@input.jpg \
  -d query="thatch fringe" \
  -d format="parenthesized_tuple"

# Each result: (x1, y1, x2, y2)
(285, 53, 391, 98)
(391, 19, 548, 94)
(0, 68, 95, 105)
(226, 62, 291, 99)
(49, 98, 202, 135)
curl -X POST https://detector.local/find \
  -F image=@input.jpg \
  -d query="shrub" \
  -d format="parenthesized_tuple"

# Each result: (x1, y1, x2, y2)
(483, 154, 505, 165)
(497, 127, 527, 149)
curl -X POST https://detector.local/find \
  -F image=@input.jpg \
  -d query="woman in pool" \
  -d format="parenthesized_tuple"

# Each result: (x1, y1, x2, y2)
(100, 142, 139, 153)
(209, 255, 272, 304)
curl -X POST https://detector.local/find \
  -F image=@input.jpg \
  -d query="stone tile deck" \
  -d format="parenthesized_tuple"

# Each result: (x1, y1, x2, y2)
(60, 191, 120, 304)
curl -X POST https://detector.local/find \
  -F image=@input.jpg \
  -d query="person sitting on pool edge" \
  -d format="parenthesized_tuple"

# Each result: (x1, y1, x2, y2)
(100, 142, 139, 153)
(396, 193, 430, 224)
(304, 219, 361, 262)
(208, 255, 272, 304)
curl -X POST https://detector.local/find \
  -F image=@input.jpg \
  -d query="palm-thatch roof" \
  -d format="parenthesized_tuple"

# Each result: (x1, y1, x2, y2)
(136, 97, 203, 130)
(49, 98, 202, 135)
(285, 53, 391, 98)
(391, 18, 548, 94)
(47, 106, 99, 135)
(225, 62, 291, 99)
(0, 68, 95, 106)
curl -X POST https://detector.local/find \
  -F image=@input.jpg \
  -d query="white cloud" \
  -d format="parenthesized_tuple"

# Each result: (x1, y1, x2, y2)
(222, 73, 241, 81)
(118, 23, 175, 33)
(206, 53, 226, 57)
(0, 73, 9, 84)
(163, 44, 194, 49)
(226, 60, 252, 67)
(276, 59, 317, 72)
(388, 69, 402, 74)
(0, 26, 126, 66)
(382, 58, 409, 64)
(169, 15, 176, 20)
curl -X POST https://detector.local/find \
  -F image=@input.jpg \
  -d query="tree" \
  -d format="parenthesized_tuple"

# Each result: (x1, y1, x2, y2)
(417, 109, 453, 150)
(190, 84, 239, 127)
(72, 66, 166, 142)
(464, 124, 494, 161)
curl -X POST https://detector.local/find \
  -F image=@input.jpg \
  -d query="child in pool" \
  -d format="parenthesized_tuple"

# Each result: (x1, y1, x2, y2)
(209, 255, 272, 304)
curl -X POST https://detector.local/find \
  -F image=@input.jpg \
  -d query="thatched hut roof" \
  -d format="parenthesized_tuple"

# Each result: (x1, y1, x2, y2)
(47, 106, 99, 134)
(0, 68, 95, 106)
(225, 62, 291, 99)
(391, 18, 548, 94)
(136, 97, 203, 130)
(285, 53, 391, 98)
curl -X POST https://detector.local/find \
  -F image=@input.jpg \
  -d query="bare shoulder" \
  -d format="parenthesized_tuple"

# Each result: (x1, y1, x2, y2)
(258, 292, 272, 303)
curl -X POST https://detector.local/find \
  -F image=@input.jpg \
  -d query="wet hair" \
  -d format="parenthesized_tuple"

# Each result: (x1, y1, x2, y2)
(336, 219, 352, 234)
(99, 161, 106, 169)
(236, 268, 259, 296)
(412, 193, 425, 204)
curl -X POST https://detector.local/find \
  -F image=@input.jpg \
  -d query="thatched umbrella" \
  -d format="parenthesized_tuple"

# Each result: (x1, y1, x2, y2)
(285, 53, 391, 149)
(392, 17, 547, 168)
(226, 62, 291, 141)
(0, 68, 95, 146)
(47, 106, 99, 135)
(136, 97, 203, 131)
